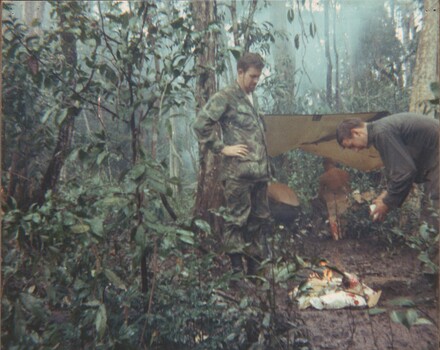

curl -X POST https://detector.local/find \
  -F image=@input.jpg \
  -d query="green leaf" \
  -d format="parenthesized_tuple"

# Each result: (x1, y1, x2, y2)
(387, 297, 415, 307)
(418, 252, 431, 265)
(101, 196, 127, 207)
(56, 108, 69, 125)
(104, 268, 127, 290)
(414, 317, 433, 326)
(71, 224, 90, 234)
(262, 312, 271, 327)
(135, 226, 147, 249)
(97, 151, 107, 165)
(405, 309, 419, 328)
(390, 310, 407, 328)
(95, 304, 107, 338)
(145, 220, 169, 235)
(193, 219, 211, 235)
(368, 307, 387, 315)
(294, 34, 300, 49)
(129, 164, 146, 181)
(147, 177, 167, 194)
(287, 9, 294, 23)
(19, 293, 47, 321)
(176, 228, 194, 245)
(430, 82, 439, 98)
(229, 47, 243, 61)
(390, 309, 420, 330)
(87, 218, 103, 237)
(171, 17, 184, 29)
(295, 255, 307, 267)
(84, 300, 101, 307)
(309, 22, 315, 37)
(418, 223, 430, 241)
(41, 106, 56, 123)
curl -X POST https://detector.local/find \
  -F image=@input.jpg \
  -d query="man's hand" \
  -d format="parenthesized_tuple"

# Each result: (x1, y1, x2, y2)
(371, 191, 389, 222)
(221, 144, 249, 158)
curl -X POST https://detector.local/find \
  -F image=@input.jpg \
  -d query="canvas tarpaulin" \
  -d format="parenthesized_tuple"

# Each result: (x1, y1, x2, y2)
(263, 111, 389, 172)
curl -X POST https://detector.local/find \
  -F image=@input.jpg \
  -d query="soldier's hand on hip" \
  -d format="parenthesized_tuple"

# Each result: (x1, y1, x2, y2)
(221, 144, 249, 158)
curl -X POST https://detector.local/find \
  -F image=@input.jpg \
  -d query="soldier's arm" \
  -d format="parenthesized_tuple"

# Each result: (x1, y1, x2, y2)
(193, 93, 229, 153)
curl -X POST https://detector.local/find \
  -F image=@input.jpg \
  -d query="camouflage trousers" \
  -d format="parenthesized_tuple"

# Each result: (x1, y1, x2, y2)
(222, 178, 272, 258)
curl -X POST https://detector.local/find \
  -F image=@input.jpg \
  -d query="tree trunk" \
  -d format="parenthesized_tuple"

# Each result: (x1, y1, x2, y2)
(0, 0, 4, 333)
(333, 2, 340, 111)
(409, 0, 438, 115)
(168, 110, 181, 196)
(37, 8, 79, 205)
(243, 0, 258, 52)
(271, 0, 296, 114)
(324, 0, 332, 106)
(23, 1, 45, 35)
(192, 1, 224, 235)
(230, 0, 240, 47)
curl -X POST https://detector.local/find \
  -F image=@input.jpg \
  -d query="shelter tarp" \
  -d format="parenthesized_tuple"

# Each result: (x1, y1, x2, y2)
(263, 112, 389, 172)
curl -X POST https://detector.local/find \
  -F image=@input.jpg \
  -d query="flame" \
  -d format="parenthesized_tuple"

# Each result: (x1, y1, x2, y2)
(320, 260, 333, 281)
(309, 260, 333, 281)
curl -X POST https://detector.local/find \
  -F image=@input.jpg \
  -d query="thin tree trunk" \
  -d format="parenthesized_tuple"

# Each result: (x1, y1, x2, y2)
(324, 0, 332, 106)
(23, 1, 45, 35)
(243, 0, 258, 52)
(168, 112, 181, 196)
(0, 3, 3, 346)
(37, 8, 78, 205)
(230, 0, 240, 47)
(332, 1, 340, 111)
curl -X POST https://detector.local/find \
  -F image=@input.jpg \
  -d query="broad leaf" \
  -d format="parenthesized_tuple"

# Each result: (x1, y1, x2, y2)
(95, 304, 107, 338)
(104, 268, 127, 291)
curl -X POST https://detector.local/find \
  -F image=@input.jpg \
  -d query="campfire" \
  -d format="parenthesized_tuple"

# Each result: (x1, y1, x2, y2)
(290, 260, 381, 310)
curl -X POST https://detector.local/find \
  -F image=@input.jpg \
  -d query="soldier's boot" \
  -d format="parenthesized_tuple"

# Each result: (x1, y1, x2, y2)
(228, 253, 245, 289)
(229, 253, 244, 273)
(246, 256, 261, 285)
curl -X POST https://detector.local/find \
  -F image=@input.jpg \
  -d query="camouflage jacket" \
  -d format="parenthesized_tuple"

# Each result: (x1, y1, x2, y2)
(193, 82, 270, 181)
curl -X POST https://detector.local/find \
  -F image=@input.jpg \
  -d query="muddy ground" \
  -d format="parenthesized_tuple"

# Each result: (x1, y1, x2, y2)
(285, 230, 439, 350)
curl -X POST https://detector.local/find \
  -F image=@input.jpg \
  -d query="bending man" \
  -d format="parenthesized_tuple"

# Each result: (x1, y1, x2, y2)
(336, 113, 439, 223)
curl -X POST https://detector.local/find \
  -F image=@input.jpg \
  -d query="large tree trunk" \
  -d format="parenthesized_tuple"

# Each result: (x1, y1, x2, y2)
(192, 1, 224, 236)
(409, 0, 438, 115)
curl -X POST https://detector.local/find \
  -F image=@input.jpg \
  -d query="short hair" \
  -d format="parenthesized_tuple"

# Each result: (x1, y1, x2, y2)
(336, 118, 365, 146)
(237, 52, 265, 72)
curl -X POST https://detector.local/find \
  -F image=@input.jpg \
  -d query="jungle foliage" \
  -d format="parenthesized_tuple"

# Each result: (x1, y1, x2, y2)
(1, 0, 437, 349)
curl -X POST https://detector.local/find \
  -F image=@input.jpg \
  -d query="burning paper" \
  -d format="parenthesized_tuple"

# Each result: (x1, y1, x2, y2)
(290, 264, 382, 310)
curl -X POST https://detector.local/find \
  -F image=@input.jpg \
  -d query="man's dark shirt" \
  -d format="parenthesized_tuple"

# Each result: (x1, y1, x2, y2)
(367, 113, 439, 209)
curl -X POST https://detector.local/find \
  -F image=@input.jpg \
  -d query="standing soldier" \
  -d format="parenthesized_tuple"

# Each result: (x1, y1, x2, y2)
(193, 52, 272, 284)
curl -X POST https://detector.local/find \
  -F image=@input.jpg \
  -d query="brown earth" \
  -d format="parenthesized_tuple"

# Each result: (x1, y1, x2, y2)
(287, 231, 439, 350)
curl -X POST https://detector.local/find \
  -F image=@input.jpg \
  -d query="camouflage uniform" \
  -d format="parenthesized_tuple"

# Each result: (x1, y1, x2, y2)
(194, 82, 272, 259)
